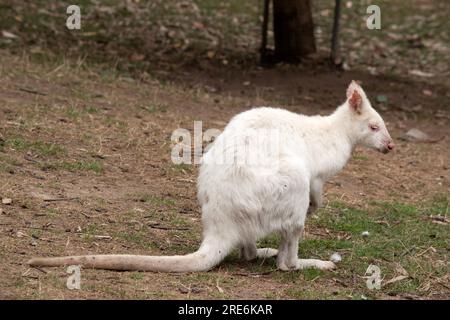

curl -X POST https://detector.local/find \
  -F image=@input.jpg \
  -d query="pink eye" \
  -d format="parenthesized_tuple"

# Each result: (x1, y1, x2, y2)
(370, 124, 379, 131)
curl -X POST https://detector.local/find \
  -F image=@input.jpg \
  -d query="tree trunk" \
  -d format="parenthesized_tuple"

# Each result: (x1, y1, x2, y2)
(273, 0, 316, 62)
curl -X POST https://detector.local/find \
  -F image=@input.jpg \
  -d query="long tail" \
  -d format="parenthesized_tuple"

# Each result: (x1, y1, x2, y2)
(28, 237, 232, 272)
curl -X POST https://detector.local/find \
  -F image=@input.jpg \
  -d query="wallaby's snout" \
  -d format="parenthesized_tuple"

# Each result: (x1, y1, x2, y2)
(387, 141, 395, 150)
(380, 139, 395, 154)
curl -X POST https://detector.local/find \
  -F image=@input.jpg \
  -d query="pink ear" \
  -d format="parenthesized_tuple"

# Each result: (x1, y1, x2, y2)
(348, 90, 362, 114)
(347, 81, 363, 114)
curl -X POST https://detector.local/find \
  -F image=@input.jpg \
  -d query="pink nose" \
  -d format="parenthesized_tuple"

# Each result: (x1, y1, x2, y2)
(387, 142, 395, 150)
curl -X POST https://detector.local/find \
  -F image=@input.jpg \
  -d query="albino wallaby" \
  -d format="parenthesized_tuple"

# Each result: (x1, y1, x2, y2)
(28, 81, 394, 272)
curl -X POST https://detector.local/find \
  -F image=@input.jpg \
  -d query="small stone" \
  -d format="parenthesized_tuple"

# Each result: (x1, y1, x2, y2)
(361, 231, 370, 237)
(30, 240, 38, 246)
(179, 286, 189, 294)
(330, 252, 342, 263)
(400, 128, 430, 142)
(2, 198, 12, 205)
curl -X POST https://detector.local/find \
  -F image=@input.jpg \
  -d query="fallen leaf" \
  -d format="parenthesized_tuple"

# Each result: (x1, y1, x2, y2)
(16, 231, 27, 238)
(409, 70, 434, 78)
(394, 263, 409, 276)
(384, 275, 408, 286)
(130, 53, 145, 62)
(2, 30, 18, 39)
(216, 279, 224, 293)
(192, 21, 204, 30)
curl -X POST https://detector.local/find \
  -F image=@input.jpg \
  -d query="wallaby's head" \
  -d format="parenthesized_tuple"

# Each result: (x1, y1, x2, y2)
(345, 81, 395, 154)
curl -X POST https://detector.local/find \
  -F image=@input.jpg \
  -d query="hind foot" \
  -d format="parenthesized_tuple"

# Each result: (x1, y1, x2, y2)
(256, 248, 278, 259)
(240, 246, 278, 261)
(278, 259, 336, 271)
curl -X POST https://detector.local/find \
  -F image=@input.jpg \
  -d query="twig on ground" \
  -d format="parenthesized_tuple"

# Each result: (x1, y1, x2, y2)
(17, 87, 47, 96)
(148, 223, 190, 231)
(93, 235, 112, 240)
(231, 270, 276, 277)
(43, 197, 79, 202)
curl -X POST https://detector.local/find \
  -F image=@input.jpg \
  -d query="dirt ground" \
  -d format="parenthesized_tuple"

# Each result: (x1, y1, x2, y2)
(0, 0, 449, 300)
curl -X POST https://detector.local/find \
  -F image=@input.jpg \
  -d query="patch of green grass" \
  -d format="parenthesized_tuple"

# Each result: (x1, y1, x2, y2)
(306, 197, 450, 297)
(43, 208, 60, 217)
(170, 163, 193, 175)
(66, 105, 100, 119)
(353, 154, 369, 161)
(116, 230, 156, 249)
(7, 138, 28, 151)
(427, 193, 449, 216)
(132, 193, 176, 206)
(99, 286, 129, 299)
(142, 103, 168, 113)
(264, 292, 278, 299)
(284, 286, 338, 300)
(0, 154, 21, 172)
(66, 106, 82, 119)
(9, 276, 27, 289)
(59, 161, 103, 173)
(39, 162, 58, 171)
(32, 141, 66, 157)
(104, 116, 127, 130)
(81, 223, 99, 241)
(85, 106, 100, 114)
(165, 213, 190, 228)
(251, 196, 449, 298)
(6, 137, 66, 157)
(130, 272, 145, 280)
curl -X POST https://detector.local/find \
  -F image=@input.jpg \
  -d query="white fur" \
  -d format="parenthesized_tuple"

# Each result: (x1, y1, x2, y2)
(28, 81, 393, 272)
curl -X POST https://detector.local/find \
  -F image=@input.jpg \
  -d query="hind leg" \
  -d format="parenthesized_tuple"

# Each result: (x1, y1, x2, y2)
(308, 178, 324, 214)
(276, 227, 303, 270)
(240, 243, 257, 261)
(240, 243, 278, 261)
(277, 226, 335, 271)
(276, 173, 335, 271)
